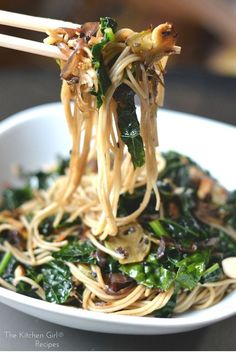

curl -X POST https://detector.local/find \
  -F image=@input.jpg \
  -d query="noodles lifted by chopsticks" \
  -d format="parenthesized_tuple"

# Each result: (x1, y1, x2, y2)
(43, 18, 180, 241)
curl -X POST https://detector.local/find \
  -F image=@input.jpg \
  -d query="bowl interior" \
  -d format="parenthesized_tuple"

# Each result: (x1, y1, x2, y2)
(0, 103, 70, 191)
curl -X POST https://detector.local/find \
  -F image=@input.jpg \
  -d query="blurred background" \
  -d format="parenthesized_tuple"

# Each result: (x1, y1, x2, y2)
(0, 0, 236, 124)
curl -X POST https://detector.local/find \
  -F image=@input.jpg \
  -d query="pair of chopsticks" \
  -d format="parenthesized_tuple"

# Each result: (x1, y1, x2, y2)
(0, 10, 80, 60)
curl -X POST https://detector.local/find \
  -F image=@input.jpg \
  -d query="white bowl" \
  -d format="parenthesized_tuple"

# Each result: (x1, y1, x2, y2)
(0, 102, 235, 335)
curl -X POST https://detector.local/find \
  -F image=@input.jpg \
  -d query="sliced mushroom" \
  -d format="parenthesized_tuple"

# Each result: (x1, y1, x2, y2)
(127, 23, 180, 65)
(105, 223, 151, 264)
(197, 177, 214, 200)
(115, 28, 135, 42)
(222, 257, 236, 279)
(127, 29, 153, 55)
(211, 184, 229, 205)
(104, 272, 135, 294)
(1, 229, 26, 250)
(14, 265, 25, 278)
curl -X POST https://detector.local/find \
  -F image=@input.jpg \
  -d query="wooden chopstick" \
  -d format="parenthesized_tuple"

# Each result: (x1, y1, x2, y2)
(0, 10, 80, 59)
(0, 10, 79, 32)
(0, 33, 66, 60)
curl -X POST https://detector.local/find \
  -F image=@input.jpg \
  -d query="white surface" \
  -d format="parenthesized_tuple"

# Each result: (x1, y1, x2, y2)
(0, 103, 71, 190)
(0, 102, 235, 335)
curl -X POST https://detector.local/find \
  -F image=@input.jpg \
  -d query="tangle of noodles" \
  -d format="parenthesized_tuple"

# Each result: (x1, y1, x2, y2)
(0, 18, 236, 317)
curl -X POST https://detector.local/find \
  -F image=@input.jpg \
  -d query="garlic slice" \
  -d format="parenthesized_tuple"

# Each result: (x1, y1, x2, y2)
(222, 257, 236, 279)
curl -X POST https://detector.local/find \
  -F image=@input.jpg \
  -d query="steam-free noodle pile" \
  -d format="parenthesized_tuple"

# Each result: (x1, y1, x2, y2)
(0, 18, 236, 317)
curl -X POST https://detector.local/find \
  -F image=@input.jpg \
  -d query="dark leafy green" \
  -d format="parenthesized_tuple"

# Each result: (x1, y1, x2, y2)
(38, 216, 55, 236)
(100, 17, 117, 33)
(0, 255, 18, 283)
(201, 263, 222, 283)
(91, 17, 117, 107)
(16, 281, 40, 299)
(220, 190, 236, 229)
(160, 217, 208, 241)
(120, 257, 175, 291)
(55, 157, 70, 175)
(57, 214, 81, 229)
(25, 266, 44, 284)
(121, 249, 211, 292)
(147, 186, 209, 243)
(104, 255, 120, 273)
(42, 261, 72, 304)
(159, 151, 198, 186)
(27, 171, 55, 190)
(1, 186, 32, 210)
(53, 240, 96, 263)
(159, 186, 209, 240)
(0, 157, 69, 211)
(38, 213, 81, 236)
(16, 266, 43, 298)
(114, 84, 145, 168)
(118, 186, 149, 217)
(175, 250, 210, 290)
(27, 157, 69, 190)
(217, 231, 236, 257)
(0, 251, 12, 276)
(166, 248, 182, 266)
(149, 219, 168, 237)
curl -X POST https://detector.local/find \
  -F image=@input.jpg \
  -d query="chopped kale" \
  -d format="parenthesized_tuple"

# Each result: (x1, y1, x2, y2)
(91, 17, 117, 107)
(0, 251, 12, 276)
(120, 255, 175, 291)
(175, 250, 210, 290)
(100, 17, 118, 33)
(0, 156, 69, 211)
(53, 240, 96, 263)
(149, 219, 168, 237)
(0, 254, 18, 283)
(120, 249, 211, 292)
(159, 151, 198, 187)
(217, 231, 236, 258)
(201, 263, 222, 283)
(38, 213, 81, 236)
(114, 84, 145, 168)
(27, 157, 69, 190)
(220, 190, 236, 229)
(16, 281, 40, 299)
(1, 186, 32, 210)
(42, 261, 72, 304)
(38, 216, 55, 236)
